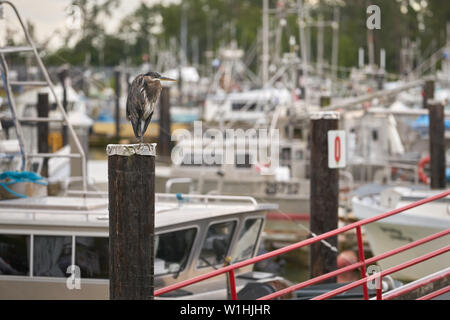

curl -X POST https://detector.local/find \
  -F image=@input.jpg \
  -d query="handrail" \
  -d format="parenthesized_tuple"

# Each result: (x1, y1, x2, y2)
(63, 190, 262, 207)
(311, 246, 449, 300)
(259, 229, 449, 300)
(380, 268, 450, 300)
(154, 189, 450, 299)
(165, 178, 194, 193)
(155, 193, 260, 207)
(416, 286, 450, 300)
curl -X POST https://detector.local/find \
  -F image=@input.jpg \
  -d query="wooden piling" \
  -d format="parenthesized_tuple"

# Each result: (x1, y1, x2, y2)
(58, 67, 68, 146)
(427, 101, 446, 189)
(107, 143, 156, 300)
(423, 80, 434, 109)
(309, 111, 339, 282)
(37, 93, 49, 177)
(159, 87, 171, 159)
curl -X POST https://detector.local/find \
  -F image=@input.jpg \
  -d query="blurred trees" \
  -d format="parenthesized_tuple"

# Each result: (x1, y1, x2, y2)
(41, 0, 450, 76)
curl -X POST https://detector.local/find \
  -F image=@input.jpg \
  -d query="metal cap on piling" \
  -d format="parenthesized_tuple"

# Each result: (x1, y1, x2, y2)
(310, 111, 340, 120)
(106, 143, 157, 156)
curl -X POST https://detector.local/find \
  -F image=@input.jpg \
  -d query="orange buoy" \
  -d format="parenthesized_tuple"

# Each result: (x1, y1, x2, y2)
(418, 155, 430, 184)
(337, 250, 359, 283)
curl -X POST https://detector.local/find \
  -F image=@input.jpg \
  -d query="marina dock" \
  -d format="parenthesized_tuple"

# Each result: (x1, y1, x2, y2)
(0, 0, 449, 304)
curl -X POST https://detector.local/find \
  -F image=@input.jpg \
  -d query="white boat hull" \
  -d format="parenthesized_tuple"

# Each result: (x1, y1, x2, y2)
(352, 198, 450, 281)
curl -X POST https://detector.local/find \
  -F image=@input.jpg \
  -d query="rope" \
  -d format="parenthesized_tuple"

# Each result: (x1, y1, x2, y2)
(253, 195, 354, 265)
(0, 171, 47, 198)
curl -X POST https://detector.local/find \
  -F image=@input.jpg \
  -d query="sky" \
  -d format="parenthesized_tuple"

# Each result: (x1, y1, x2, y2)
(0, 0, 178, 48)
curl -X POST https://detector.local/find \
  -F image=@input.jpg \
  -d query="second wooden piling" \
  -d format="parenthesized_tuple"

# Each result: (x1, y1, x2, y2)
(427, 101, 446, 189)
(309, 111, 339, 282)
(37, 93, 49, 178)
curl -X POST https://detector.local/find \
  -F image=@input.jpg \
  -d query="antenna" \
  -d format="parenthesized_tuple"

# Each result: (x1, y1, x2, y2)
(359, 48, 365, 69)
(380, 48, 386, 70)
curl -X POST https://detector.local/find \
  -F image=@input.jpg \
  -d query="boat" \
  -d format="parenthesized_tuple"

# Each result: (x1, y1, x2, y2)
(352, 185, 450, 281)
(203, 87, 292, 124)
(0, 193, 295, 299)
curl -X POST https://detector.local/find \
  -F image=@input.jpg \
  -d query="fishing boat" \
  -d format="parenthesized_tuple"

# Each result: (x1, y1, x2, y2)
(352, 186, 450, 281)
(0, 193, 295, 299)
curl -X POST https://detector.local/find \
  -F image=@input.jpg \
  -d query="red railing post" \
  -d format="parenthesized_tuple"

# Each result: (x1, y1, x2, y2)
(228, 270, 237, 300)
(376, 275, 383, 300)
(356, 226, 369, 300)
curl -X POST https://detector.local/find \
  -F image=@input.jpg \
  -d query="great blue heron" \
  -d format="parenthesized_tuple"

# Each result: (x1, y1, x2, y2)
(126, 72, 176, 142)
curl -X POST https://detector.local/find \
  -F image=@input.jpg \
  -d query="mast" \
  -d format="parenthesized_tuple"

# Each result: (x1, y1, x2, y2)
(317, 14, 324, 77)
(297, 0, 308, 100)
(262, 0, 269, 86)
(331, 7, 340, 79)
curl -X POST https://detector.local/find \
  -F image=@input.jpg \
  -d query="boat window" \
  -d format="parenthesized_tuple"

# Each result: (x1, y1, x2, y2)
(281, 147, 291, 161)
(0, 234, 30, 276)
(75, 237, 109, 279)
(372, 129, 378, 141)
(232, 218, 263, 263)
(197, 221, 236, 268)
(155, 228, 197, 276)
(33, 236, 72, 277)
(232, 102, 257, 111)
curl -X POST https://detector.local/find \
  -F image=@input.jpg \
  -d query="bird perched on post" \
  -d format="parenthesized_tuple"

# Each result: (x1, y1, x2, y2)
(126, 72, 176, 142)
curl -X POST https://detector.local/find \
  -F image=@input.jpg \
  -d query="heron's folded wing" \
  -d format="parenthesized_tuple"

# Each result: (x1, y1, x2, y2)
(126, 76, 147, 120)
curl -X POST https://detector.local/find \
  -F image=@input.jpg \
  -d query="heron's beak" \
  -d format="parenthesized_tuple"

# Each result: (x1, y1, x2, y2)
(159, 76, 177, 82)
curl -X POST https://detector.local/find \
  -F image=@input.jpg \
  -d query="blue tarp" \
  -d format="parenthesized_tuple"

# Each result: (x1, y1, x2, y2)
(411, 115, 450, 130)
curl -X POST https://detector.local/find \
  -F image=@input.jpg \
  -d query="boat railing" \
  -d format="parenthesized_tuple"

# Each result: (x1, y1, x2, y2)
(155, 193, 260, 207)
(0, 207, 108, 223)
(65, 189, 261, 207)
(154, 190, 450, 300)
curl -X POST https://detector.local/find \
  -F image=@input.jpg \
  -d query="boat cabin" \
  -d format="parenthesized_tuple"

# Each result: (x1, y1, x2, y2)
(0, 194, 278, 299)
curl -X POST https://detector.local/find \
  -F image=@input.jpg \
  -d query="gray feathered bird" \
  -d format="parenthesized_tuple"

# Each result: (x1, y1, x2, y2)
(126, 72, 176, 142)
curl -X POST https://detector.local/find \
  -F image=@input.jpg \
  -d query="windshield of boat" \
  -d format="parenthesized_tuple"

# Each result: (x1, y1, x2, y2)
(232, 218, 263, 263)
(197, 221, 236, 268)
(154, 227, 197, 276)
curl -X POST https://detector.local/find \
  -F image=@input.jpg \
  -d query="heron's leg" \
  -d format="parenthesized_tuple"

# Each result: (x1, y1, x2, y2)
(131, 119, 141, 141)
(141, 112, 153, 139)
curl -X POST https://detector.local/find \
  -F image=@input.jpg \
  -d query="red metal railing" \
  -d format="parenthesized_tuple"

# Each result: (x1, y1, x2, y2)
(417, 286, 450, 300)
(154, 190, 450, 300)
(381, 268, 450, 300)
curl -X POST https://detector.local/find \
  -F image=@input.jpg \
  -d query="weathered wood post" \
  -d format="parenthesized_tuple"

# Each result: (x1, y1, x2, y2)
(114, 69, 121, 139)
(37, 93, 49, 177)
(159, 86, 171, 159)
(427, 101, 446, 189)
(309, 111, 339, 282)
(107, 143, 156, 299)
(58, 67, 69, 146)
(423, 80, 434, 109)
